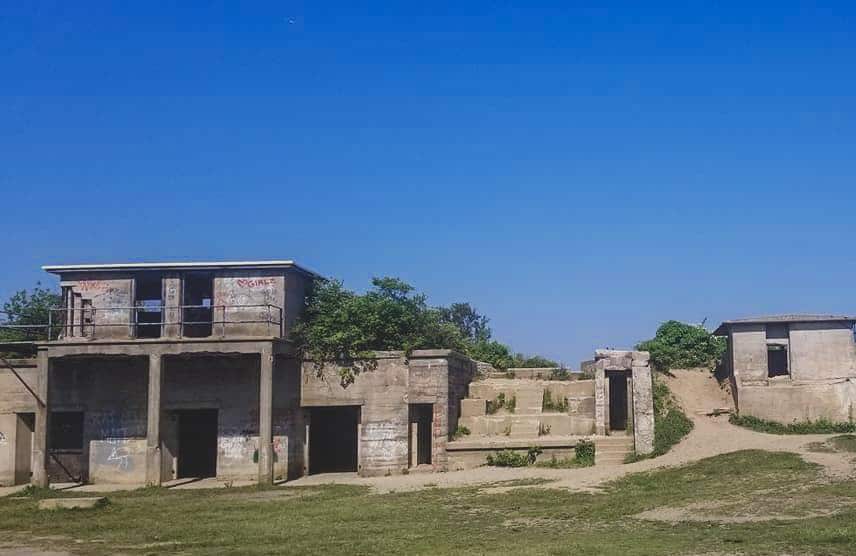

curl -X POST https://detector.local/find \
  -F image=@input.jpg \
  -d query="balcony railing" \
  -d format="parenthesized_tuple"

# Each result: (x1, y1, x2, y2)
(0, 304, 284, 341)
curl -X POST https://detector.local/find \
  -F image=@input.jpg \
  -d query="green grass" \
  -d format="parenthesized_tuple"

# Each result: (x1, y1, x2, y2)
(3, 451, 856, 555)
(730, 414, 856, 434)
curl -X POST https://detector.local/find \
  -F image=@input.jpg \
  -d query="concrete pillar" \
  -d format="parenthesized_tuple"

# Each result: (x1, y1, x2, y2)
(146, 354, 163, 486)
(410, 422, 418, 467)
(32, 350, 50, 487)
(258, 347, 274, 484)
(303, 423, 310, 476)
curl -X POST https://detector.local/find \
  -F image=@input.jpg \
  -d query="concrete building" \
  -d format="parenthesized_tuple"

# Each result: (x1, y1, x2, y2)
(0, 260, 656, 487)
(0, 261, 486, 486)
(714, 315, 856, 423)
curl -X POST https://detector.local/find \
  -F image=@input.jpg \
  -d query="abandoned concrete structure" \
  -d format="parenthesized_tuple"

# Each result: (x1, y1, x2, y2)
(0, 260, 655, 487)
(715, 315, 856, 423)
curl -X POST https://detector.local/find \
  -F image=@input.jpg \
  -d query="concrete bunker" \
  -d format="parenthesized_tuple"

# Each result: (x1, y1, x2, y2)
(715, 315, 856, 423)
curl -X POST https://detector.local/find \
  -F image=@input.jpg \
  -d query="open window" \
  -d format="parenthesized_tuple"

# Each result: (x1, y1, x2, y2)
(135, 272, 163, 338)
(183, 273, 213, 337)
(767, 345, 789, 377)
(766, 324, 789, 378)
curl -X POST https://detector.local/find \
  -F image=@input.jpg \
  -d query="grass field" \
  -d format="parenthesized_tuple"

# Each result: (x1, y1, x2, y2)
(2, 450, 856, 555)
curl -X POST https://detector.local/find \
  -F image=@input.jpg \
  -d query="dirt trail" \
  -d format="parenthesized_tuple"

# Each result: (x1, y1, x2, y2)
(289, 369, 856, 493)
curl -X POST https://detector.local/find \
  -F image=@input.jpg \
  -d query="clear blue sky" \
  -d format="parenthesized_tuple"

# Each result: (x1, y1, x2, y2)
(2, 2, 855, 367)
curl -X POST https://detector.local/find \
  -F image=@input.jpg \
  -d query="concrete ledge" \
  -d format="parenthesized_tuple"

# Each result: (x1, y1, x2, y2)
(38, 497, 106, 510)
(447, 436, 590, 451)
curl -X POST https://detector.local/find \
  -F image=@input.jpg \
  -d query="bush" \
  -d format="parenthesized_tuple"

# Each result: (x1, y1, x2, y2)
(486, 393, 516, 414)
(452, 425, 471, 440)
(729, 414, 856, 434)
(575, 440, 596, 466)
(535, 455, 579, 469)
(542, 390, 568, 412)
(637, 320, 725, 372)
(485, 446, 542, 467)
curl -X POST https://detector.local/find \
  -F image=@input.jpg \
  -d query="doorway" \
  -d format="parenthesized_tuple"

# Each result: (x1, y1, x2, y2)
(14, 413, 34, 485)
(177, 409, 218, 478)
(608, 371, 629, 431)
(308, 406, 360, 474)
(134, 272, 163, 338)
(409, 404, 433, 466)
(183, 273, 213, 337)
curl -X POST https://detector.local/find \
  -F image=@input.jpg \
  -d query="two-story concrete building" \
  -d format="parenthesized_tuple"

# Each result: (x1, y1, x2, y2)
(0, 260, 482, 487)
(714, 315, 856, 423)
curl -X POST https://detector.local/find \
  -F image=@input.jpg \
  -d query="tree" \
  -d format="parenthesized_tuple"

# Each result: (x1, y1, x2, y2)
(438, 303, 491, 343)
(636, 320, 726, 372)
(0, 285, 60, 342)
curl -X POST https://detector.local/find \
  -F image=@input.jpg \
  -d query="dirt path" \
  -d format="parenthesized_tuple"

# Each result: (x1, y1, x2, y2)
(289, 370, 856, 493)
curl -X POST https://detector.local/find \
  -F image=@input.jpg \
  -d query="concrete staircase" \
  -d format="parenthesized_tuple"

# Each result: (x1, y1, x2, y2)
(595, 436, 634, 465)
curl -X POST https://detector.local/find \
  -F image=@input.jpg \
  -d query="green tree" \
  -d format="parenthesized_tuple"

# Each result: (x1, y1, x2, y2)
(637, 320, 725, 372)
(0, 285, 60, 342)
(437, 302, 491, 343)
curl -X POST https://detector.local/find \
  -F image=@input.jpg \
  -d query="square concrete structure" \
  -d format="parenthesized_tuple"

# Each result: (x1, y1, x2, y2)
(715, 315, 856, 423)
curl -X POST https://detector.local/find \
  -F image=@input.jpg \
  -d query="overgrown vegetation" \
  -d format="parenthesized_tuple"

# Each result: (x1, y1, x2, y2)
(574, 439, 596, 466)
(486, 392, 516, 414)
(729, 414, 856, 434)
(452, 425, 471, 440)
(541, 389, 568, 412)
(291, 278, 557, 384)
(485, 446, 542, 467)
(627, 378, 693, 462)
(636, 320, 725, 372)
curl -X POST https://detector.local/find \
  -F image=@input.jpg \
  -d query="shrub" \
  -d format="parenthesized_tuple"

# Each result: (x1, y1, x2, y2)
(486, 393, 516, 414)
(452, 425, 471, 440)
(535, 455, 579, 469)
(729, 414, 856, 434)
(486, 446, 543, 467)
(538, 422, 551, 436)
(542, 389, 568, 412)
(575, 440, 596, 467)
(636, 320, 725, 372)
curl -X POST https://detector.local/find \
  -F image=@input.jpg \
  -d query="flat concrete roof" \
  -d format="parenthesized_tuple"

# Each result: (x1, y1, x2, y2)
(43, 260, 322, 278)
(714, 314, 856, 335)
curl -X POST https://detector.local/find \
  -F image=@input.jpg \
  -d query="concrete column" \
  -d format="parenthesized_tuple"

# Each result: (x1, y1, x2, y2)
(410, 422, 418, 467)
(32, 350, 50, 487)
(594, 365, 606, 436)
(258, 347, 274, 484)
(303, 423, 310, 476)
(146, 354, 163, 486)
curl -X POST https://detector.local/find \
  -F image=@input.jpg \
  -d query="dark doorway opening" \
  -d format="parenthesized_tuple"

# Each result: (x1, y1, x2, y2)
(409, 404, 433, 466)
(608, 372, 628, 431)
(309, 406, 360, 474)
(15, 413, 34, 485)
(183, 274, 213, 337)
(135, 272, 163, 338)
(177, 409, 218, 478)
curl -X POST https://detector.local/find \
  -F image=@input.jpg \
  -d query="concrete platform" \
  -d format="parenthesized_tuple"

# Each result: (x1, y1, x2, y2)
(38, 497, 105, 510)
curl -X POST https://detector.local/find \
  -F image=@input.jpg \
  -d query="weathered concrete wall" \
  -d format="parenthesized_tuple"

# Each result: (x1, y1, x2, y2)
(594, 350, 654, 455)
(729, 321, 856, 423)
(739, 380, 856, 422)
(301, 350, 474, 476)
(0, 354, 305, 484)
(212, 271, 285, 337)
(62, 273, 135, 339)
(730, 325, 768, 383)
(789, 322, 856, 381)
(57, 268, 313, 340)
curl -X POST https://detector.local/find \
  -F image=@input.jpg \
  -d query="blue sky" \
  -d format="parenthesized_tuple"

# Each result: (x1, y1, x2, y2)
(2, 2, 855, 366)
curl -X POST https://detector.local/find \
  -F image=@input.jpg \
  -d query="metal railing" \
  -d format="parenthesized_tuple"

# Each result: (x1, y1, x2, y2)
(0, 304, 284, 341)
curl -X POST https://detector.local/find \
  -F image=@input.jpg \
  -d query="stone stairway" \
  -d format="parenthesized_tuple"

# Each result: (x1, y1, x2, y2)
(595, 436, 635, 465)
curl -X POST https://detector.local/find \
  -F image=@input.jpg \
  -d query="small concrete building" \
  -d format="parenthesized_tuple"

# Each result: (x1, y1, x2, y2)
(715, 315, 856, 423)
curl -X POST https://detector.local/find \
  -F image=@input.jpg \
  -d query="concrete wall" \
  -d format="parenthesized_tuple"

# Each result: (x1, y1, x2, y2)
(300, 350, 475, 476)
(0, 354, 306, 485)
(729, 321, 856, 423)
(58, 268, 313, 340)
